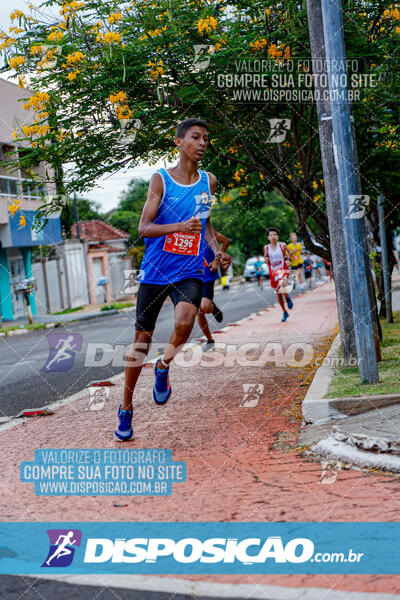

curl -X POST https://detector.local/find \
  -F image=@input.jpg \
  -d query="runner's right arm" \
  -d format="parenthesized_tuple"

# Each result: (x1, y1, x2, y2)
(138, 173, 202, 238)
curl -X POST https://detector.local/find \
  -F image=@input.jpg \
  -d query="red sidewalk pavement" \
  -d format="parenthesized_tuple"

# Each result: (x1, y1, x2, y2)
(2, 281, 400, 594)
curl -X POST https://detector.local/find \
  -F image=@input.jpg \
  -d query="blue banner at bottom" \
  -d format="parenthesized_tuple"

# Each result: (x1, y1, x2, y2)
(0, 522, 398, 574)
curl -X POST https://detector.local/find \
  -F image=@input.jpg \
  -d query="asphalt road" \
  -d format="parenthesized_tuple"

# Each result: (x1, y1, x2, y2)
(0, 280, 290, 417)
(0, 575, 251, 600)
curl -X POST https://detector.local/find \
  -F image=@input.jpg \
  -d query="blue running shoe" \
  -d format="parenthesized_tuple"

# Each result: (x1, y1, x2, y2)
(153, 360, 172, 405)
(281, 311, 289, 322)
(286, 295, 293, 310)
(114, 405, 133, 442)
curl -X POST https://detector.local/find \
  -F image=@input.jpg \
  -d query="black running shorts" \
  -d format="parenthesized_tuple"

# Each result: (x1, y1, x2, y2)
(135, 277, 203, 332)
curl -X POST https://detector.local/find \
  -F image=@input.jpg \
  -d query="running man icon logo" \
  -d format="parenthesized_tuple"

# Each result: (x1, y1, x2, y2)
(41, 529, 82, 568)
(276, 270, 296, 294)
(193, 193, 212, 219)
(193, 44, 215, 70)
(318, 460, 342, 485)
(120, 269, 139, 295)
(240, 384, 264, 407)
(87, 387, 110, 411)
(256, 6, 270, 24)
(118, 117, 141, 145)
(41, 333, 83, 372)
(34, 44, 62, 70)
(267, 118, 291, 143)
(346, 195, 370, 219)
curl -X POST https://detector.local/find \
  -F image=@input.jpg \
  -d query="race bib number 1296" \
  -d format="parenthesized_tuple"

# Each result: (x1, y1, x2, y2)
(163, 232, 201, 256)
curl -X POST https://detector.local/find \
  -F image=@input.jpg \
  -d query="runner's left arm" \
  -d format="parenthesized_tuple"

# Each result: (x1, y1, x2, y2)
(215, 232, 230, 252)
(205, 221, 231, 270)
(208, 232, 230, 272)
(205, 173, 231, 270)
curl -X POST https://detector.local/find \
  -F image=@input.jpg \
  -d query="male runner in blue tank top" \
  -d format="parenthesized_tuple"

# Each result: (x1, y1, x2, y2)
(115, 118, 231, 441)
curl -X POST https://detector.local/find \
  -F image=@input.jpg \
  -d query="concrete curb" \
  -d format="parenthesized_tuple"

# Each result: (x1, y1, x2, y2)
(29, 574, 400, 600)
(325, 393, 400, 419)
(312, 435, 400, 474)
(302, 333, 341, 425)
(302, 334, 400, 425)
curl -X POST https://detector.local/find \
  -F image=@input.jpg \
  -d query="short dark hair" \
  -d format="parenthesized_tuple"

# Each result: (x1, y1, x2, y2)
(175, 118, 208, 139)
(267, 227, 279, 235)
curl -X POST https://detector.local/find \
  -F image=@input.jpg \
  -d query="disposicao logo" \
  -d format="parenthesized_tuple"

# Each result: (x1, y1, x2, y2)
(42, 529, 82, 567)
(83, 536, 314, 564)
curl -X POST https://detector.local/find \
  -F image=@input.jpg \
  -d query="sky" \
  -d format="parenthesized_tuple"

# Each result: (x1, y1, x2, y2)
(0, 0, 168, 213)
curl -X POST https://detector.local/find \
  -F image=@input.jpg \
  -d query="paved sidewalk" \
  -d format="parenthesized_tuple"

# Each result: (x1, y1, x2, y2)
(302, 277, 400, 472)
(2, 282, 400, 594)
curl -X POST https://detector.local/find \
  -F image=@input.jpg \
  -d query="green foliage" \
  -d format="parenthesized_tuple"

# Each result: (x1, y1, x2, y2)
(369, 249, 381, 281)
(100, 301, 135, 311)
(128, 244, 146, 269)
(1, 0, 399, 259)
(61, 196, 104, 238)
(51, 305, 84, 315)
(210, 189, 296, 261)
(327, 311, 400, 398)
(106, 178, 148, 240)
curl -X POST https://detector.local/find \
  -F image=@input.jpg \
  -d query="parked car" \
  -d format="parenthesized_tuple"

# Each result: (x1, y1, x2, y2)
(243, 257, 269, 281)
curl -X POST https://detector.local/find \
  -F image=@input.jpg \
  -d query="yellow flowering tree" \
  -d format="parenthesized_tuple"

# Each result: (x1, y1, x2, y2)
(0, 0, 399, 256)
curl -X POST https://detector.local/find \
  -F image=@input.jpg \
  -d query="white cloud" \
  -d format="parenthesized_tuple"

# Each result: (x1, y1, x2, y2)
(85, 160, 173, 212)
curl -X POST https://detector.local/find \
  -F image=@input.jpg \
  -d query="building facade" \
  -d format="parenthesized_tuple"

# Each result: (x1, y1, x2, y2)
(72, 220, 132, 305)
(0, 78, 62, 320)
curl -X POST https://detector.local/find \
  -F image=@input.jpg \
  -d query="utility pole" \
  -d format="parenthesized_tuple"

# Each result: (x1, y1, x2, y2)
(306, 0, 357, 364)
(349, 115, 382, 359)
(321, 0, 378, 383)
(378, 195, 393, 324)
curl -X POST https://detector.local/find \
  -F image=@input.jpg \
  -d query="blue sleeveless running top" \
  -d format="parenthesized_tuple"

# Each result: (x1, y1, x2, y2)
(138, 168, 212, 284)
(203, 242, 219, 282)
